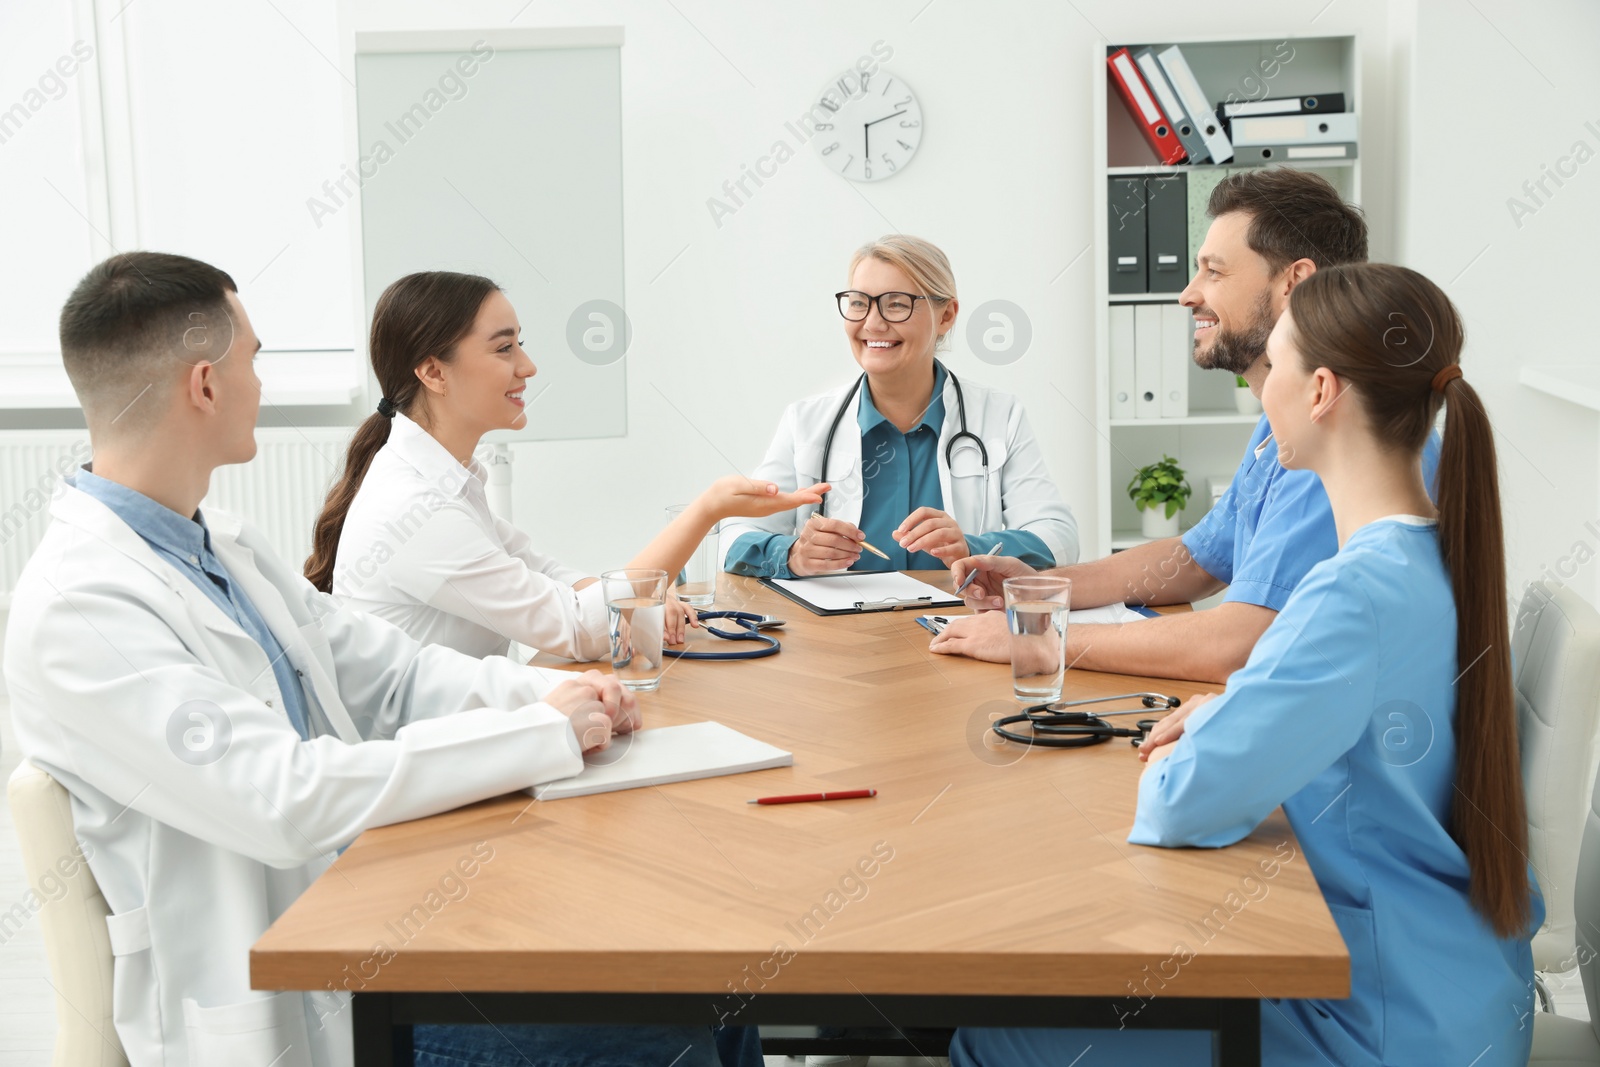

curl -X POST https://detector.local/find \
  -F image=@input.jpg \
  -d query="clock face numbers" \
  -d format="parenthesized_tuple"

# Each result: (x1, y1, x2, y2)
(809, 69, 921, 182)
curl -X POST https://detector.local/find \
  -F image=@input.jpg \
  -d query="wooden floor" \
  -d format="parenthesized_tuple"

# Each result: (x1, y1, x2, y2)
(0, 607, 1589, 1065)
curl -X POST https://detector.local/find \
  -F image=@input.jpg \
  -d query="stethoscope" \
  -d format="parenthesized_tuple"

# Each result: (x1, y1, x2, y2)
(662, 611, 784, 661)
(991, 693, 1182, 749)
(816, 360, 990, 522)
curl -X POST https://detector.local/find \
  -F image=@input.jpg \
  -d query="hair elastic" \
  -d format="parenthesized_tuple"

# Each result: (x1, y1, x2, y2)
(1430, 365, 1463, 394)
(376, 397, 397, 418)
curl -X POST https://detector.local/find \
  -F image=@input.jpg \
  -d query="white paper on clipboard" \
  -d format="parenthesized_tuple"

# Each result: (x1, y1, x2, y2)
(770, 571, 962, 613)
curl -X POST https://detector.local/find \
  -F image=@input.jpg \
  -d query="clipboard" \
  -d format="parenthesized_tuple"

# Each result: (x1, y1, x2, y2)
(760, 572, 964, 617)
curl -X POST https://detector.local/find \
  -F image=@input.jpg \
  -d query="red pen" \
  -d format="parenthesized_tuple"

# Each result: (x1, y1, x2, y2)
(747, 789, 877, 805)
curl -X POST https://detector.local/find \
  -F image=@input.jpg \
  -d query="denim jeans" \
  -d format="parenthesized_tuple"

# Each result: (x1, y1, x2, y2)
(949, 1025, 1210, 1066)
(412, 1023, 722, 1067)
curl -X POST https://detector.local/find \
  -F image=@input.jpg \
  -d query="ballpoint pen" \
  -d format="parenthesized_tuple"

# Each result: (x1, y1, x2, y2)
(858, 540, 891, 560)
(947, 537, 998, 598)
(748, 789, 877, 805)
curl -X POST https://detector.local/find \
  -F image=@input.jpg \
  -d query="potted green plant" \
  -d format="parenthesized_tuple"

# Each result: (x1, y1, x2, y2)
(1233, 373, 1262, 414)
(1128, 454, 1192, 538)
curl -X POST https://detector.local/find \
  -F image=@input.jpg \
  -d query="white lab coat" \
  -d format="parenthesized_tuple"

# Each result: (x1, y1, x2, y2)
(718, 372, 1078, 568)
(334, 412, 609, 661)
(3, 484, 587, 1067)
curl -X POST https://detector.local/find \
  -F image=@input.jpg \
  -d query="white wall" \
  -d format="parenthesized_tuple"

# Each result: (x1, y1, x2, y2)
(334, 0, 1401, 574)
(12, 0, 1594, 617)
(1395, 0, 1600, 610)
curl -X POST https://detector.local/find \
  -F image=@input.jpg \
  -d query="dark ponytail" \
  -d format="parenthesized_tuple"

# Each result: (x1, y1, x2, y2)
(1434, 371, 1528, 938)
(1289, 263, 1529, 938)
(304, 271, 500, 592)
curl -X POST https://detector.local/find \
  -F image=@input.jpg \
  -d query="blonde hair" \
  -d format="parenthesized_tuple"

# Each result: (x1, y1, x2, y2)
(847, 235, 957, 350)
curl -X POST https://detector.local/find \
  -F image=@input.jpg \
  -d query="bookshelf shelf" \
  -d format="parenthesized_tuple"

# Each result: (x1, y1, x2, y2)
(1106, 159, 1355, 176)
(1110, 292, 1184, 303)
(1091, 33, 1361, 558)
(1110, 410, 1261, 428)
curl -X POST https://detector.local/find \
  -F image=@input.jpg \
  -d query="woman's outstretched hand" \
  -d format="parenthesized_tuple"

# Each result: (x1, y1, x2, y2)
(704, 476, 830, 520)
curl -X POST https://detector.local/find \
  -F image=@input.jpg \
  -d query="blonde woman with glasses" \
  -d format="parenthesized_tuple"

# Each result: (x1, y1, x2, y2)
(720, 235, 1077, 579)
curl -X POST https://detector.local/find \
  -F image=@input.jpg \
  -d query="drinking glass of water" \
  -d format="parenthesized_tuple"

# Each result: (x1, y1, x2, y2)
(665, 504, 718, 607)
(1003, 575, 1072, 702)
(601, 569, 669, 692)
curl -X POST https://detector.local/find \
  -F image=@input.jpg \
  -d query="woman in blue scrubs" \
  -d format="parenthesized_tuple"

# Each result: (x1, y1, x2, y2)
(953, 263, 1540, 1066)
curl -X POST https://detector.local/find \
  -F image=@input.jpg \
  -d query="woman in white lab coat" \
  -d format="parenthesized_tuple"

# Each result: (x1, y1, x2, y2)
(305, 271, 826, 660)
(719, 235, 1077, 578)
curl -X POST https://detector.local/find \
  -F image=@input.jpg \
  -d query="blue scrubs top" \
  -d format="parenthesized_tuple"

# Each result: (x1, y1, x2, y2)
(724, 365, 1052, 577)
(1181, 415, 1442, 611)
(1133, 517, 1540, 1066)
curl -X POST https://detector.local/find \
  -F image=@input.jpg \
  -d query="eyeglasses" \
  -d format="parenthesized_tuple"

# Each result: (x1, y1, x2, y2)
(835, 290, 928, 323)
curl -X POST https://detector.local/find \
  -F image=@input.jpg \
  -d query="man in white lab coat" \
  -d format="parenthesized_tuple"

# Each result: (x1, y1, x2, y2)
(2, 253, 721, 1067)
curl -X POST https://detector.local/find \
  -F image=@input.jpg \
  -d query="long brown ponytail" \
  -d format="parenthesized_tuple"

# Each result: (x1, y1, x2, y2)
(1289, 263, 1529, 938)
(304, 271, 500, 592)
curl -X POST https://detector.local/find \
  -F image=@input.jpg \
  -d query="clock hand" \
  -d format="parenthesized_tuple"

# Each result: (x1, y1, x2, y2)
(863, 110, 905, 163)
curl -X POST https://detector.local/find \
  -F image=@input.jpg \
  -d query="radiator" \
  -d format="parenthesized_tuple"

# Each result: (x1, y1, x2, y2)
(0, 428, 354, 607)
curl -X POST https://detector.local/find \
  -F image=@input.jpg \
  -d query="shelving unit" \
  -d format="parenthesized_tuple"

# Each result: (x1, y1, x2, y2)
(1107, 160, 1355, 177)
(1091, 33, 1361, 555)
(1110, 411, 1259, 427)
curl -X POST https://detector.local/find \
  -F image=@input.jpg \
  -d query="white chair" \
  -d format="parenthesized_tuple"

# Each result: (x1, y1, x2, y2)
(1515, 581, 1600, 1000)
(1528, 759, 1600, 1063)
(7, 760, 129, 1067)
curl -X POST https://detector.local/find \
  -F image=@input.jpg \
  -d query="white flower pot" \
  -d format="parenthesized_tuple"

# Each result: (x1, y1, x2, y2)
(1140, 506, 1180, 539)
(1233, 386, 1263, 415)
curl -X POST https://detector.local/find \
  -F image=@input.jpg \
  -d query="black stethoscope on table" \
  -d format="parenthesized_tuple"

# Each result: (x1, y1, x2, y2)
(661, 611, 784, 661)
(991, 693, 1182, 748)
(816, 360, 990, 520)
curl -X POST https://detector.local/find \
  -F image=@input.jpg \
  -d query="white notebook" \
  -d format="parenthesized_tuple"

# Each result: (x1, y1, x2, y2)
(769, 571, 962, 614)
(1068, 603, 1153, 625)
(529, 721, 793, 800)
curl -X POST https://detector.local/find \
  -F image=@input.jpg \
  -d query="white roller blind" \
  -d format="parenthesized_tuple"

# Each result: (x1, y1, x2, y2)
(0, 3, 96, 354)
(121, 0, 353, 350)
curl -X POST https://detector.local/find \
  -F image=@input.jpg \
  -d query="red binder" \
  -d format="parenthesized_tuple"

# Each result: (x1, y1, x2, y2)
(1107, 47, 1186, 164)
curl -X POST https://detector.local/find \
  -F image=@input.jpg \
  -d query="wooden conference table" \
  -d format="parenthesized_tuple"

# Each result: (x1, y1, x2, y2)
(252, 572, 1348, 1066)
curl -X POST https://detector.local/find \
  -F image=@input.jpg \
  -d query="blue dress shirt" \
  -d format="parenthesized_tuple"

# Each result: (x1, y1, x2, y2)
(725, 365, 1052, 577)
(72, 469, 312, 739)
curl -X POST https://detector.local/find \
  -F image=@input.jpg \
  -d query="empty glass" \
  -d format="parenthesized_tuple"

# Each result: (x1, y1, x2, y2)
(666, 504, 717, 607)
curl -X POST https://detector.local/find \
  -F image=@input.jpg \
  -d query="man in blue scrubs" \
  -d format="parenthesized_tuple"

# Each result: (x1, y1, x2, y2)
(933, 168, 1438, 683)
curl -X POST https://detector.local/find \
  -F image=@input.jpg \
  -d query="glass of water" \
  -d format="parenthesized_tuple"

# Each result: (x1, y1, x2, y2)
(601, 569, 669, 692)
(1003, 575, 1072, 702)
(665, 504, 718, 607)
